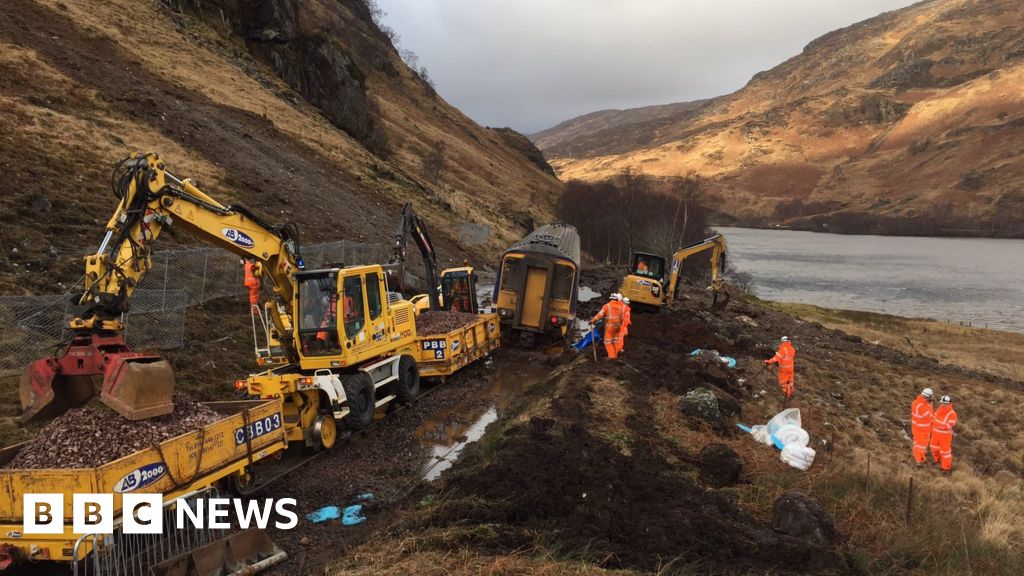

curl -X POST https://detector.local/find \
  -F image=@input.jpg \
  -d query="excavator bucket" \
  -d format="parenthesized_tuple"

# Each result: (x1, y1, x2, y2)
(148, 528, 287, 576)
(19, 332, 175, 422)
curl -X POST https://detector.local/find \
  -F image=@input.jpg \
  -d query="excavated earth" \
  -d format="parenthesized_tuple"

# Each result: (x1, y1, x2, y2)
(6, 393, 220, 469)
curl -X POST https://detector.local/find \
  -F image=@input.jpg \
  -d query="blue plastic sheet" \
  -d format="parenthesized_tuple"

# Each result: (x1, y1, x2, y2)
(690, 348, 737, 368)
(573, 328, 600, 351)
(306, 506, 341, 524)
(342, 504, 366, 526)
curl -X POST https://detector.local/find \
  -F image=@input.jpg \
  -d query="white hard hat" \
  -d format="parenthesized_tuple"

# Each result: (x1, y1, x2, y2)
(921, 388, 933, 399)
(622, 297, 630, 305)
(609, 293, 620, 301)
(940, 395, 951, 404)
(780, 336, 789, 342)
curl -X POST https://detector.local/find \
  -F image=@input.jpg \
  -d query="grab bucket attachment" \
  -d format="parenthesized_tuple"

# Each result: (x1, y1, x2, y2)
(19, 332, 175, 422)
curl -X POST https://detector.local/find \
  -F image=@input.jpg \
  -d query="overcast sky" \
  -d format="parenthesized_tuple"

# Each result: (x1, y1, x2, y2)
(376, 0, 922, 133)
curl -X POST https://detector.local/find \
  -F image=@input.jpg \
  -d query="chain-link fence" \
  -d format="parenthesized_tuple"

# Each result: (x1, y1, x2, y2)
(456, 222, 492, 247)
(0, 240, 387, 378)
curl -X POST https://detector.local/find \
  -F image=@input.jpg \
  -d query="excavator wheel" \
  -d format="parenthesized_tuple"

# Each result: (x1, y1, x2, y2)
(341, 373, 375, 430)
(312, 412, 338, 451)
(395, 356, 421, 403)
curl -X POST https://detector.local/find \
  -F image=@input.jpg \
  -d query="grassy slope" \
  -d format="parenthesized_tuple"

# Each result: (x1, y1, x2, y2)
(332, 283, 1024, 575)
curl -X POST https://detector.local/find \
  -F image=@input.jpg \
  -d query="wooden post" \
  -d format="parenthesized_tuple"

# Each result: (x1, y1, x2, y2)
(906, 476, 915, 526)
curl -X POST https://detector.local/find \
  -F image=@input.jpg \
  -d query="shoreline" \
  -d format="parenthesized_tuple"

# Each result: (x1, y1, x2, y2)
(712, 223, 1024, 241)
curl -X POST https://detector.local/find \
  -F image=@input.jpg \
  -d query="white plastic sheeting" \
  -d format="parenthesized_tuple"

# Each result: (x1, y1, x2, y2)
(740, 408, 816, 471)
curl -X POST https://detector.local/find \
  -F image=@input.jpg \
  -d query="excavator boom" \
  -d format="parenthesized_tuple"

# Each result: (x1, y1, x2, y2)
(21, 153, 303, 422)
(386, 203, 441, 309)
(665, 233, 728, 305)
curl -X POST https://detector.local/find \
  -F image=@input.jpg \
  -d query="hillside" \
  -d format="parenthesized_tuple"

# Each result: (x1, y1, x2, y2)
(0, 0, 561, 295)
(536, 0, 1024, 236)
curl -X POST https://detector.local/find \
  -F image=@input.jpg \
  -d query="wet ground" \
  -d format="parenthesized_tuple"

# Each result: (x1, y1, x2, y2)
(416, 358, 552, 481)
(259, 347, 557, 575)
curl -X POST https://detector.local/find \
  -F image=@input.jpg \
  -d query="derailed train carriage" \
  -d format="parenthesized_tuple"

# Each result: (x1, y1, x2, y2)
(493, 224, 581, 340)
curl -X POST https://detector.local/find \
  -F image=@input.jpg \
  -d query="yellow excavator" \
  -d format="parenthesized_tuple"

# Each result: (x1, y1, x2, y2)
(619, 233, 728, 312)
(20, 153, 424, 446)
(385, 203, 481, 315)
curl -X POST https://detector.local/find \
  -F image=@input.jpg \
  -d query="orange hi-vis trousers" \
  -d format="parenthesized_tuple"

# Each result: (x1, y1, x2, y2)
(615, 326, 628, 354)
(912, 425, 931, 464)
(930, 428, 953, 470)
(603, 323, 622, 359)
(778, 369, 794, 398)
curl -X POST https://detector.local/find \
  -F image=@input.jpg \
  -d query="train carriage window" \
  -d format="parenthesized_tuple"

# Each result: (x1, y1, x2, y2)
(552, 263, 574, 300)
(500, 258, 524, 291)
(343, 276, 365, 338)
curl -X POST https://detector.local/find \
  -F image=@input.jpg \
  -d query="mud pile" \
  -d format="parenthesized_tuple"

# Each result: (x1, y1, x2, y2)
(433, 365, 832, 573)
(416, 311, 481, 335)
(6, 393, 221, 469)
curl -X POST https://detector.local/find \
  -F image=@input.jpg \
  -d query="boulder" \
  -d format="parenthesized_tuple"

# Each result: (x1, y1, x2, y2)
(699, 443, 743, 487)
(771, 492, 841, 547)
(680, 387, 721, 427)
(708, 385, 741, 418)
(733, 333, 756, 351)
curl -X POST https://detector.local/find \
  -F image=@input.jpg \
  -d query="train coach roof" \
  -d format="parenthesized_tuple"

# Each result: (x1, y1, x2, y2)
(504, 223, 580, 264)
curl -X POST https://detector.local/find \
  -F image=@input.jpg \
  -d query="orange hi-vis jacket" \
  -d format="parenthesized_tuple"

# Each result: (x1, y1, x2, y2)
(911, 396, 934, 430)
(932, 404, 958, 435)
(243, 261, 261, 305)
(766, 341, 795, 371)
(593, 300, 626, 327)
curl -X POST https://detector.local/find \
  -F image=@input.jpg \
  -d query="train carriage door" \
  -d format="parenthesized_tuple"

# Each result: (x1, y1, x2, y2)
(520, 266, 547, 328)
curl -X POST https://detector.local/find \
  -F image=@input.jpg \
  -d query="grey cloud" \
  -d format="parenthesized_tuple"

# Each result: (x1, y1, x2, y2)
(377, 0, 921, 133)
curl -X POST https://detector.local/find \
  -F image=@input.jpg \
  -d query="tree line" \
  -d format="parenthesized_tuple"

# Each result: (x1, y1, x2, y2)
(557, 169, 710, 267)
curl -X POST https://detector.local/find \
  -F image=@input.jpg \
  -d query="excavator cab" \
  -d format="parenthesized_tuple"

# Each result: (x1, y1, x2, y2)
(440, 267, 479, 314)
(620, 252, 669, 310)
(412, 267, 480, 315)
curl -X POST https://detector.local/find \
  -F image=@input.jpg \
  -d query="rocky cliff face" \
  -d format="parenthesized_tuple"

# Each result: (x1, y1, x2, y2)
(536, 0, 1024, 236)
(0, 0, 562, 294)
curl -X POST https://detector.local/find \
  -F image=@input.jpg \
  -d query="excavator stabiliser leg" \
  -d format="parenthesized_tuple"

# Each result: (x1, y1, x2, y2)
(19, 332, 175, 422)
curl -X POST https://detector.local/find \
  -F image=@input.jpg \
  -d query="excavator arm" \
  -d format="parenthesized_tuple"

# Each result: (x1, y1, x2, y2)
(21, 153, 304, 421)
(386, 203, 441, 310)
(664, 233, 728, 305)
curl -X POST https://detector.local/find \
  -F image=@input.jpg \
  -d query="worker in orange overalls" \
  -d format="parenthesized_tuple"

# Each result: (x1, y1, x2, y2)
(316, 294, 338, 342)
(243, 259, 261, 307)
(930, 395, 959, 473)
(910, 388, 934, 465)
(637, 259, 650, 275)
(592, 293, 626, 360)
(764, 336, 796, 398)
(616, 297, 632, 354)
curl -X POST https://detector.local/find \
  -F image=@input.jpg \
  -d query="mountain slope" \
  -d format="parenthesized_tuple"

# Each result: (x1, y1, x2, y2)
(537, 0, 1024, 235)
(0, 0, 560, 293)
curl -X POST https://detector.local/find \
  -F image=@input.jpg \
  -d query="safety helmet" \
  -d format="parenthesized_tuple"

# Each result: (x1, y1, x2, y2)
(780, 336, 789, 343)
(610, 293, 621, 301)
(921, 388, 933, 399)
(622, 297, 630, 305)
(940, 395, 951, 404)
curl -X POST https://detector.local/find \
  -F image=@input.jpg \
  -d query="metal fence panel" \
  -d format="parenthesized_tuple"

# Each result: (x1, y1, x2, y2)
(0, 241, 387, 377)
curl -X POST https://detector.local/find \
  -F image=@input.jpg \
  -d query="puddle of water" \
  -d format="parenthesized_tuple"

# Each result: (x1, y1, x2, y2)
(422, 407, 497, 481)
(578, 285, 601, 302)
(416, 358, 550, 481)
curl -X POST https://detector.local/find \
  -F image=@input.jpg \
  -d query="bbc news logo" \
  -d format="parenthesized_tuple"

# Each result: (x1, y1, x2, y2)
(23, 494, 298, 534)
